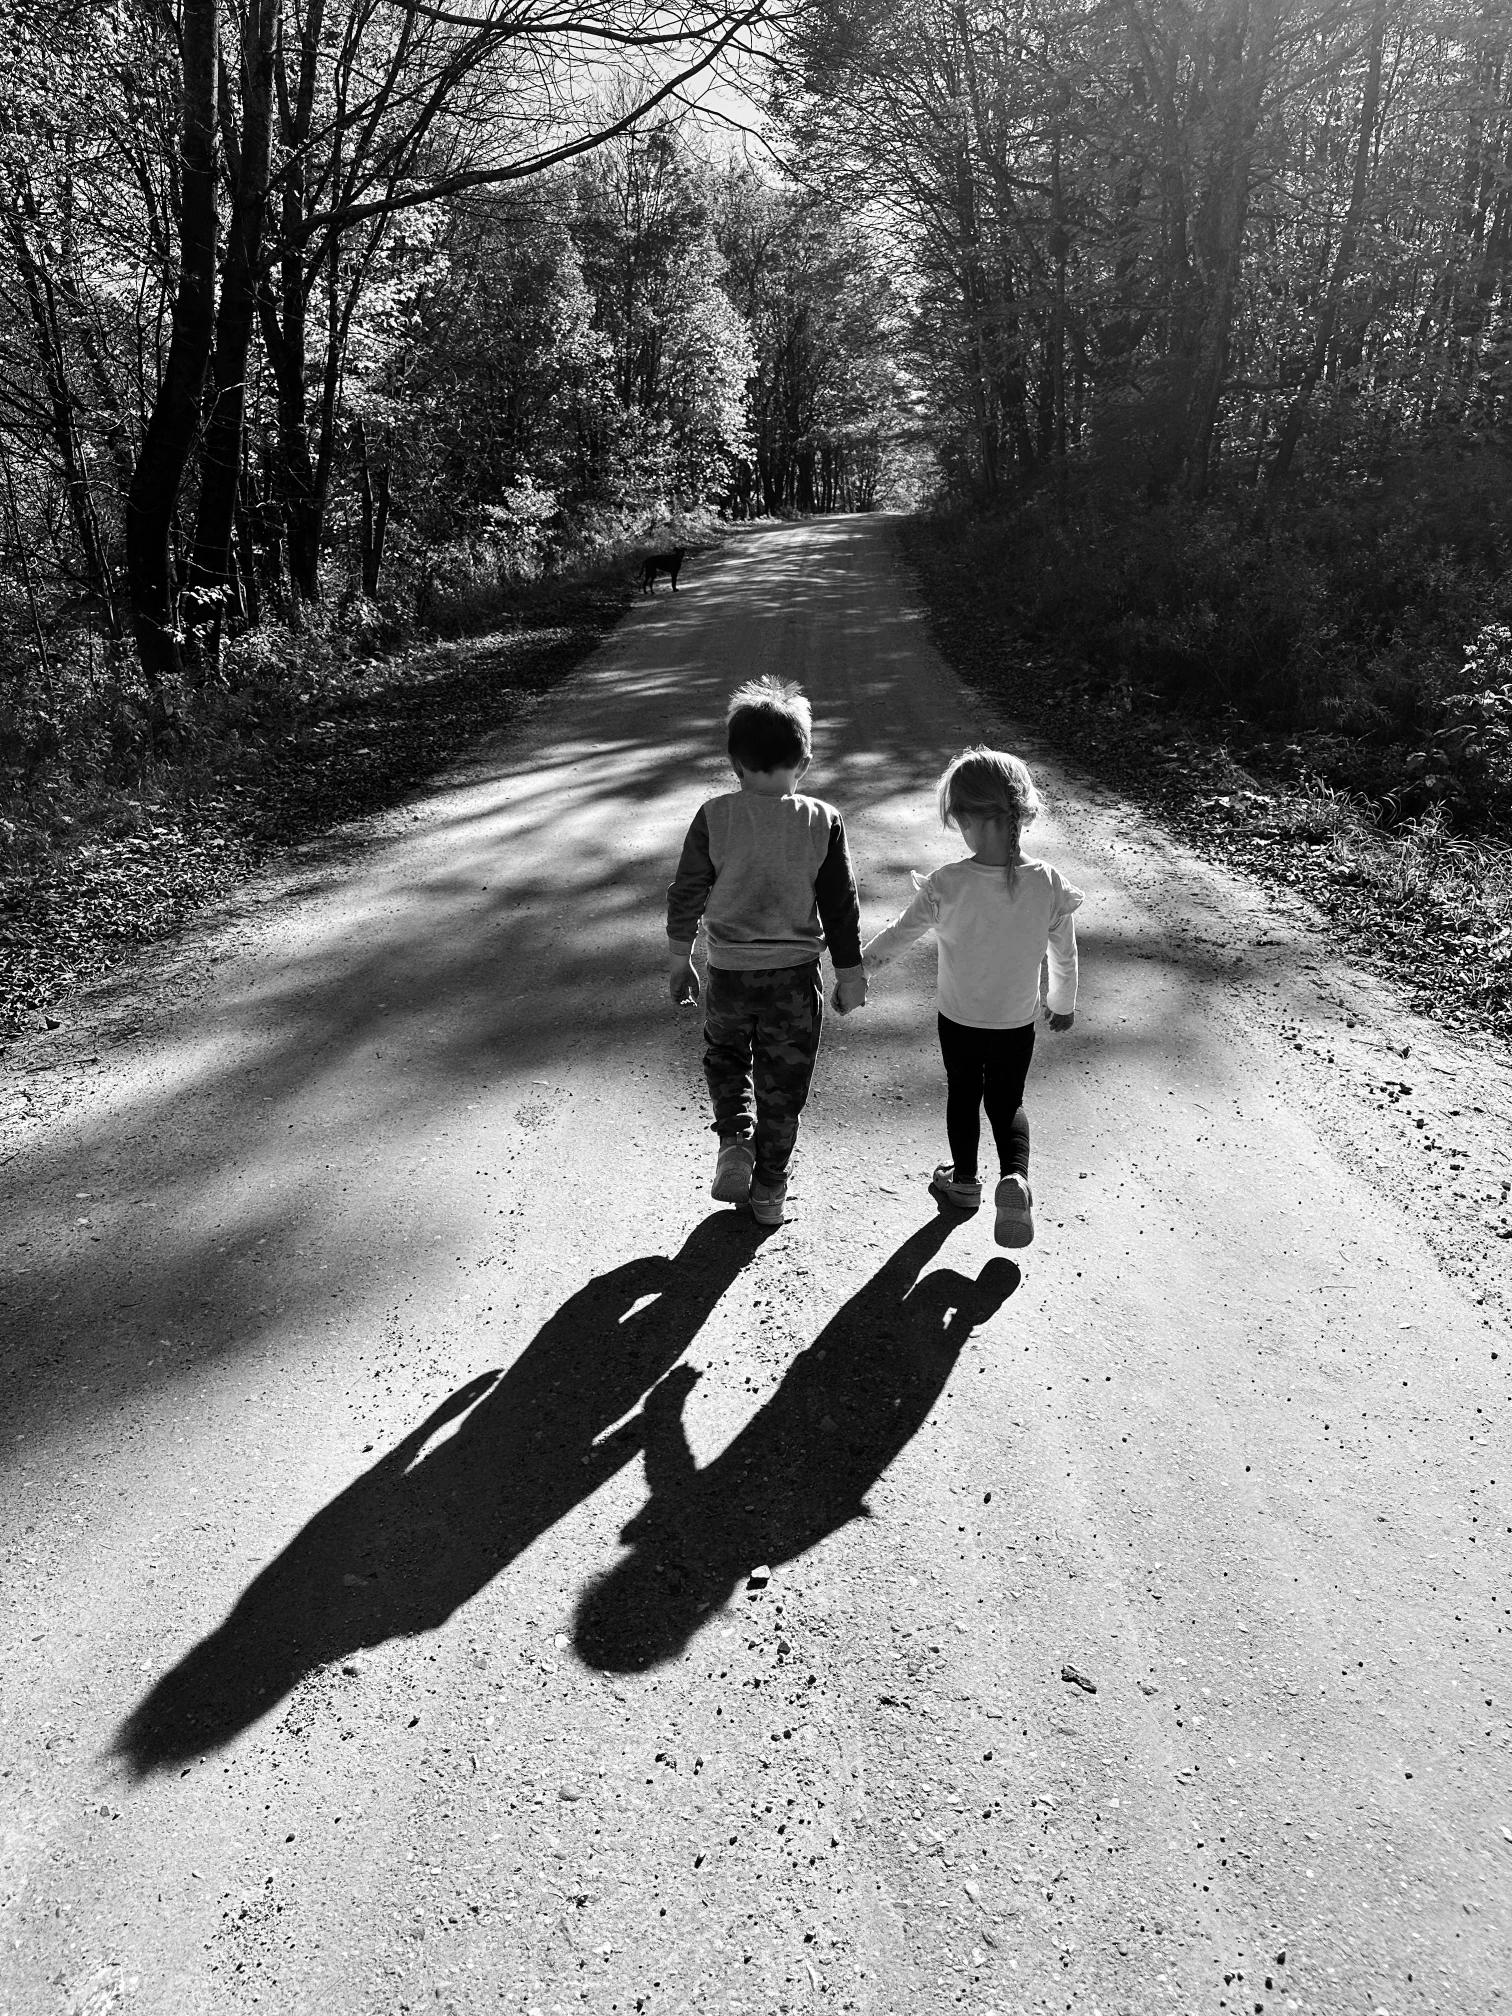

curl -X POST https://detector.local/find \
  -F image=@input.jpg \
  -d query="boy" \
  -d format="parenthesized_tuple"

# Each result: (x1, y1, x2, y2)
(667, 677, 866, 1226)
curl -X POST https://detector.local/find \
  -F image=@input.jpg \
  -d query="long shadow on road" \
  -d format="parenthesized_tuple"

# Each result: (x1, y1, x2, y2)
(3, 520, 956, 1444)
(113, 1212, 764, 1776)
(114, 1213, 1015, 1773)
(574, 1217, 1019, 1672)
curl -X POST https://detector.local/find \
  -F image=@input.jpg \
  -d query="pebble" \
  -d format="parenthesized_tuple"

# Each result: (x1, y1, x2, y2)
(1060, 1663, 1097, 1694)
(964, 1879, 981, 1901)
(748, 1564, 771, 1586)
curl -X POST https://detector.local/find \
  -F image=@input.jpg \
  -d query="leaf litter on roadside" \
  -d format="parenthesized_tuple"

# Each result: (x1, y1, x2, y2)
(0, 584, 630, 1041)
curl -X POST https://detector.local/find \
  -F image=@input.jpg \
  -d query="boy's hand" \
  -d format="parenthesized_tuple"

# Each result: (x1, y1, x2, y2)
(1044, 1007, 1075, 1032)
(669, 957, 700, 1008)
(832, 965, 868, 1015)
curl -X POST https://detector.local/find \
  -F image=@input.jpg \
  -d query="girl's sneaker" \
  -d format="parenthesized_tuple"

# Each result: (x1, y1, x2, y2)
(993, 1174, 1034, 1248)
(749, 1177, 788, 1227)
(930, 1164, 982, 1212)
(711, 1139, 755, 1203)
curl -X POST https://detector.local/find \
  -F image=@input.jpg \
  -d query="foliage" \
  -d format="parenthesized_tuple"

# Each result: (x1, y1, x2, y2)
(1404, 627, 1512, 825)
(784, 0, 1512, 505)
(904, 515, 1512, 1047)
(0, 0, 784, 688)
(0, 565, 636, 1032)
(714, 170, 915, 514)
(905, 448, 1512, 837)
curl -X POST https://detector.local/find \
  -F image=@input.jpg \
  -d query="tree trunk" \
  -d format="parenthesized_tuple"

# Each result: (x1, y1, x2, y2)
(234, 481, 263, 629)
(187, 0, 276, 631)
(1269, 0, 1386, 484)
(259, 4, 324, 606)
(4, 209, 120, 634)
(354, 417, 391, 597)
(1045, 88, 1071, 467)
(951, 137, 1002, 497)
(124, 0, 218, 686)
(1182, 0, 1280, 499)
(1, 441, 54, 691)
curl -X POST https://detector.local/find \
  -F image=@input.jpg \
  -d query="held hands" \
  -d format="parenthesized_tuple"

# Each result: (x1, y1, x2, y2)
(832, 966, 869, 1015)
(669, 958, 700, 1008)
(647, 1360, 701, 1410)
(1043, 1003, 1075, 1032)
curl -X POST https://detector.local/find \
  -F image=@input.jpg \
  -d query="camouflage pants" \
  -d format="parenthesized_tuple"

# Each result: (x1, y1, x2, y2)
(703, 961, 824, 1185)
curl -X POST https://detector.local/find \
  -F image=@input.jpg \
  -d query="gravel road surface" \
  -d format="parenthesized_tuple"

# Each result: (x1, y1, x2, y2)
(3, 516, 1510, 2016)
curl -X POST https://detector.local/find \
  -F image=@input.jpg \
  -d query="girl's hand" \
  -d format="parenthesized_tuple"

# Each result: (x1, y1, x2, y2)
(1044, 1007, 1075, 1032)
(669, 958, 700, 1007)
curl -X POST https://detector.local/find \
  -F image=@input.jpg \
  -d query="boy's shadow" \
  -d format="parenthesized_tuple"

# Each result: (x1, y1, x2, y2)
(113, 1213, 763, 1776)
(573, 1220, 1019, 1672)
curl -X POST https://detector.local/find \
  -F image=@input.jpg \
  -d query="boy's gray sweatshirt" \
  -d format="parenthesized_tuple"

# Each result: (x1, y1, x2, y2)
(666, 789, 863, 972)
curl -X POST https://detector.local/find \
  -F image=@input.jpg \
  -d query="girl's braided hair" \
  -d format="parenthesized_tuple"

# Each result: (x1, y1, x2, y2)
(938, 746, 1040, 889)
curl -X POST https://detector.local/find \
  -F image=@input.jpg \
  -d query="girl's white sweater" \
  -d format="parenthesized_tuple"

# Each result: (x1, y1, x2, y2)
(864, 855, 1082, 1029)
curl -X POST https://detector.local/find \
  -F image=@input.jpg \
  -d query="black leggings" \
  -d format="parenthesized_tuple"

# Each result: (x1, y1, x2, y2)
(937, 1014, 1035, 1183)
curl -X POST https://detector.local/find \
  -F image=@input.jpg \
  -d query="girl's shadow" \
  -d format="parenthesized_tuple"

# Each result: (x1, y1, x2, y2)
(573, 1219, 1019, 1671)
(113, 1213, 763, 1775)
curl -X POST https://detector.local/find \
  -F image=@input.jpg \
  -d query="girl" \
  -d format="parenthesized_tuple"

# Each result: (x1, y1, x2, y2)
(864, 747, 1082, 1247)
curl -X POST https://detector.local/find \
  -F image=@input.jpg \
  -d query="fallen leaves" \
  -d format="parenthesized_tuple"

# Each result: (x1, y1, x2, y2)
(0, 582, 631, 1039)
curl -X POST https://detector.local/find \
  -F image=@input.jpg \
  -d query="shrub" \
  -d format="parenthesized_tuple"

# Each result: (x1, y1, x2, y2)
(1400, 625, 1512, 831)
(913, 440, 1512, 833)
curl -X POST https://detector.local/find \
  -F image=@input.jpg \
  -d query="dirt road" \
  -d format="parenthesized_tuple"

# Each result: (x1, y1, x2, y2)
(3, 516, 1510, 2016)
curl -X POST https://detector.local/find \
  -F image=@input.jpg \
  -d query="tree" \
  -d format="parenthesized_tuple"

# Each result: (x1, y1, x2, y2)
(1, 0, 174, 646)
(124, 0, 218, 684)
(715, 170, 910, 513)
(574, 123, 753, 511)
(781, 0, 1512, 504)
(115, 0, 774, 672)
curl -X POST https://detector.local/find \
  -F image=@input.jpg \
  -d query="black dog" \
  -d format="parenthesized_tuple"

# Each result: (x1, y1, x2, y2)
(640, 546, 685, 595)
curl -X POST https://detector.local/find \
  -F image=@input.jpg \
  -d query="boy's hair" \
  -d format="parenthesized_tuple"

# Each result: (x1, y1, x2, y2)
(938, 746, 1040, 877)
(726, 677, 812, 773)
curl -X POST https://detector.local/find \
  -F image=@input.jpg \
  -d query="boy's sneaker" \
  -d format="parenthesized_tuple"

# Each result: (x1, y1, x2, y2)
(993, 1174, 1034, 1248)
(748, 1177, 788, 1227)
(711, 1138, 755, 1204)
(929, 1164, 982, 1212)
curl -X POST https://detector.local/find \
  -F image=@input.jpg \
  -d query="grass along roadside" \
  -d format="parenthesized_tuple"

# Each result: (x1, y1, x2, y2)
(900, 517, 1512, 1050)
(0, 570, 636, 1045)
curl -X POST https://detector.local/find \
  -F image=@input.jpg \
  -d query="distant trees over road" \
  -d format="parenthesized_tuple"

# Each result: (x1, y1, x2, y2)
(4, 0, 1510, 838)
(787, 0, 1512, 504)
(0, 0, 912, 709)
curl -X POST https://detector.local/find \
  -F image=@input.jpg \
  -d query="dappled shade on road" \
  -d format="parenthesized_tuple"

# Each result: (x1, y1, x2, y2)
(112, 1213, 765, 1775)
(113, 1211, 1018, 1773)
(7, 521, 982, 1450)
(574, 1219, 1019, 1672)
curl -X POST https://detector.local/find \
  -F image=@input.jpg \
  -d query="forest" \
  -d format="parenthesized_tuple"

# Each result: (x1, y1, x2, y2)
(2, 0, 1511, 884)
(785, 0, 1512, 843)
